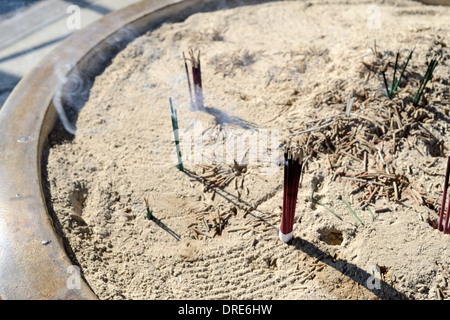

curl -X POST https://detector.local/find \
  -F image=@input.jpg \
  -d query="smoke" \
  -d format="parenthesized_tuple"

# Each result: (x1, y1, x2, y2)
(52, 63, 90, 135)
(51, 24, 140, 136)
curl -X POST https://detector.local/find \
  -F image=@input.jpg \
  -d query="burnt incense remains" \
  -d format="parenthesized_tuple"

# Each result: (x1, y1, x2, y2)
(438, 156, 450, 234)
(183, 50, 204, 111)
(279, 144, 303, 243)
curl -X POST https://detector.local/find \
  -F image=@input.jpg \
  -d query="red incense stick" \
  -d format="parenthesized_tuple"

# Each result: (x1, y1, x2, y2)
(183, 50, 205, 111)
(287, 153, 294, 235)
(279, 144, 303, 243)
(445, 197, 450, 234)
(280, 150, 292, 236)
(290, 152, 301, 229)
(194, 51, 204, 110)
(281, 146, 288, 232)
(438, 157, 450, 232)
(190, 50, 204, 111)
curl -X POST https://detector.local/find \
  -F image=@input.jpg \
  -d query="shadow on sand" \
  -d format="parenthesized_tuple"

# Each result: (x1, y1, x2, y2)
(289, 236, 408, 300)
(151, 215, 181, 242)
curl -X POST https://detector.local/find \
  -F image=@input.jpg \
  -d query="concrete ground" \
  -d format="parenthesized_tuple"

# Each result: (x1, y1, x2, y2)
(0, 0, 142, 108)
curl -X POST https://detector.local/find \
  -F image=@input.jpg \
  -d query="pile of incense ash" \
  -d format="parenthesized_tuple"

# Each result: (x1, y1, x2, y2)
(289, 44, 448, 221)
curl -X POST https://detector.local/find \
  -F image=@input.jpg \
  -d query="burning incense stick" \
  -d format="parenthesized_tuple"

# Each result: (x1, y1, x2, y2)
(169, 98, 184, 172)
(279, 143, 303, 243)
(183, 50, 204, 111)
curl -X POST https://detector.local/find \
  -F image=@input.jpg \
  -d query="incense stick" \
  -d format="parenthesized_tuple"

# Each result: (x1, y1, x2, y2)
(290, 148, 302, 231)
(184, 50, 205, 111)
(144, 197, 153, 221)
(413, 58, 438, 107)
(341, 197, 364, 226)
(169, 98, 184, 172)
(382, 49, 413, 99)
(282, 145, 288, 236)
(279, 144, 303, 243)
(442, 156, 450, 234)
(438, 157, 450, 232)
(392, 48, 414, 94)
(312, 187, 342, 220)
(366, 206, 376, 222)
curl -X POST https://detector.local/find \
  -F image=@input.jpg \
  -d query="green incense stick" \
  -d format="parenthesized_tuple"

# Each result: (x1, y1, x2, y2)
(383, 49, 414, 99)
(413, 59, 438, 106)
(392, 49, 414, 94)
(312, 187, 342, 220)
(147, 207, 153, 220)
(391, 52, 399, 95)
(169, 98, 184, 172)
(341, 197, 364, 226)
(366, 206, 376, 222)
(144, 198, 153, 220)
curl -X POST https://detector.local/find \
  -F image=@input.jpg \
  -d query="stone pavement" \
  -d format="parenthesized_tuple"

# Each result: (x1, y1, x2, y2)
(0, 0, 142, 108)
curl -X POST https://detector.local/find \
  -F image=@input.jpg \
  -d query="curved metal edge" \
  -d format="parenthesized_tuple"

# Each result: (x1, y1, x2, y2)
(0, 0, 230, 300)
(418, 0, 450, 5)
